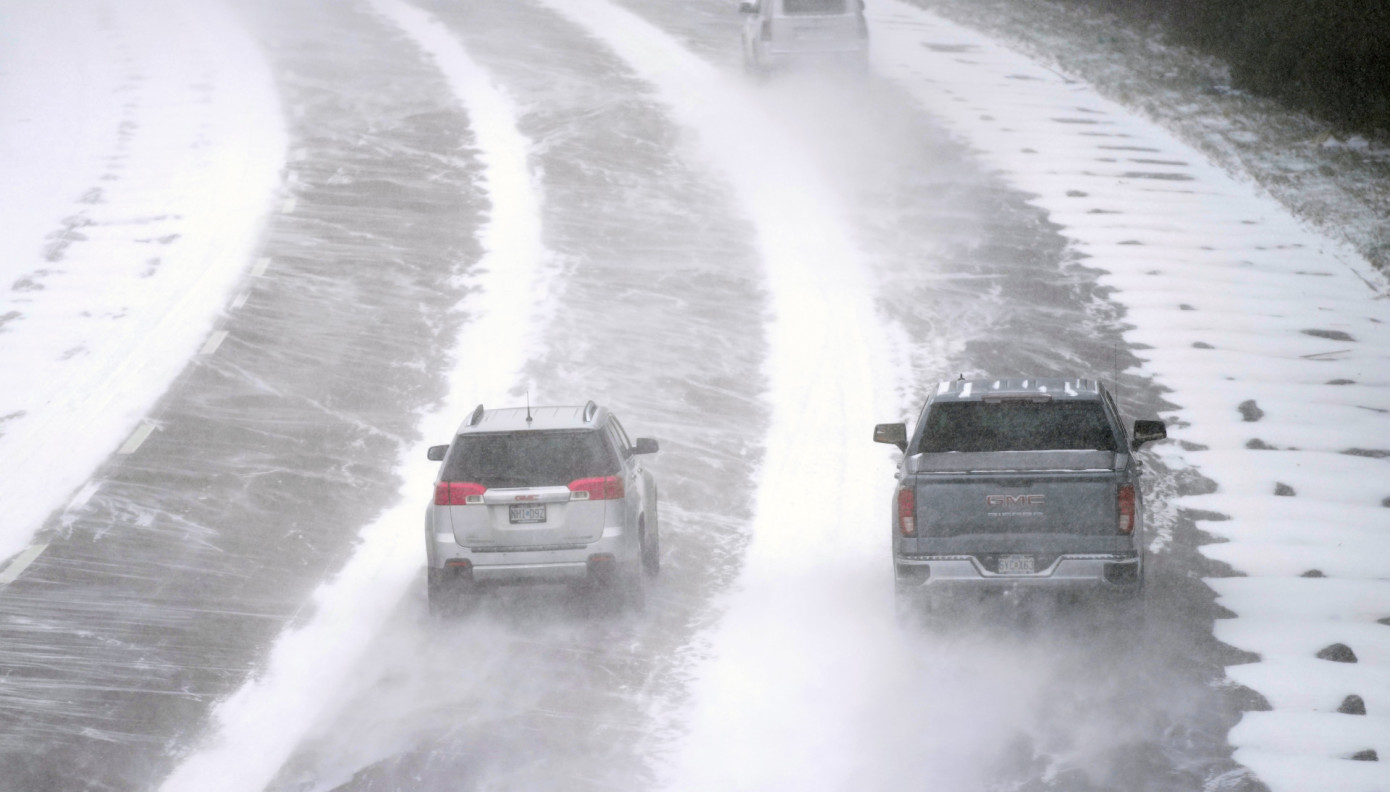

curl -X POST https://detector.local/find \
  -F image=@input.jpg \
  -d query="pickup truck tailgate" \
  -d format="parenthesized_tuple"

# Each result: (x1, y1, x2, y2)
(909, 451, 1123, 537)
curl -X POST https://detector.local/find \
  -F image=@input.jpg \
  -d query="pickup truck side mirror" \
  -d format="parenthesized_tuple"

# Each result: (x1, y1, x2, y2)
(1131, 420, 1167, 450)
(629, 437, 660, 456)
(873, 423, 907, 452)
(427, 444, 449, 462)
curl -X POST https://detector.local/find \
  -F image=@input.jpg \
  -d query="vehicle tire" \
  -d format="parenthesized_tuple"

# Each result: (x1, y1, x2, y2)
(895, 586, 928, 627)
(617, 560, 647, 611)
(427, 568, 473, 618)
(641, 522, 660, 577)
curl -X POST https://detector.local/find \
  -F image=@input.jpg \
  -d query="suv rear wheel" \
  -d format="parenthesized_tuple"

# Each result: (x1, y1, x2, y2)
(427, 568, 475, 617)
(594, 560, 646, 612)
(640, 520, 660, 577)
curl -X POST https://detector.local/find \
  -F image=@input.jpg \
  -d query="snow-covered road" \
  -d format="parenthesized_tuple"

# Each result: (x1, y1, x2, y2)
(1, 0, 1387, 790)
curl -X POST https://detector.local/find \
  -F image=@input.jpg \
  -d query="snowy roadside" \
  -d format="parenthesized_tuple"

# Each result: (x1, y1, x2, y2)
(871, 2, 1390, 789)
(0, 0, 286, 564)
(911, 0, 1390, 277)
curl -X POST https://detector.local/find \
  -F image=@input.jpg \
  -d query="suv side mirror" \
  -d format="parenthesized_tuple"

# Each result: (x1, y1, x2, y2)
(630, 437, 660, 456)
(427, 444, 448, 462)
(1131, 420, 1167, 450)
(873, 423, 907, 452)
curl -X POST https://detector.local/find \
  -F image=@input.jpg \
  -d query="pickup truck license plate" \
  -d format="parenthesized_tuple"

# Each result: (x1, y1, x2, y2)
(509, 504, 547, 524)
(998, 554, 1035, 575)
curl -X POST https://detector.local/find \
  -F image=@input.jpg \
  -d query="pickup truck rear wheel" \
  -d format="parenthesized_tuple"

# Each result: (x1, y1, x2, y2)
(894, 587, 936, 626)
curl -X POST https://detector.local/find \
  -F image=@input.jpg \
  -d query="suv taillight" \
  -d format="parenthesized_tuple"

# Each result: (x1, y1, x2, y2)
(569, 476, 625, 501)
(897, 486, 917, 537)
(1117, 485, 1135, 534)
(436, 481, 485, 505)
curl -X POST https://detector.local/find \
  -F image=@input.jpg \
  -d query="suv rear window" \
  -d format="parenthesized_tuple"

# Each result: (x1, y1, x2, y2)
(783, 0, 848, 14)
(917, 400, 1118, 453)
(443, 430, 619, 488)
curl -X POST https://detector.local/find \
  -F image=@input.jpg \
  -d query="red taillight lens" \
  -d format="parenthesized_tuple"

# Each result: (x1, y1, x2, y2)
(569, 476, 625, 501)
(1117, 485, 1135, 534)
(897, 487, 917, 537)
(435, 481, 485, 506)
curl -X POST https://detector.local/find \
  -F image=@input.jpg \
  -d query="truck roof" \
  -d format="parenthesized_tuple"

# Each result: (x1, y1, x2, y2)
(931, 377, 1104, 402)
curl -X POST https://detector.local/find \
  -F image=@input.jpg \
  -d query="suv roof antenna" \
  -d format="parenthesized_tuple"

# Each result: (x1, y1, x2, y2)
(526, 391, 533, 424)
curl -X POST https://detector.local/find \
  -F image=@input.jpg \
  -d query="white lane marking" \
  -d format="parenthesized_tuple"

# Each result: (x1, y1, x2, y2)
(251, 257, 271, 276)
(117, 422, 156, 455)
(68, 481, 100, 511)
(60, 482, 102, 528)
(231, 291, 250, 309)
(199, 330, 229, 355)
(0, 543, 48, 586)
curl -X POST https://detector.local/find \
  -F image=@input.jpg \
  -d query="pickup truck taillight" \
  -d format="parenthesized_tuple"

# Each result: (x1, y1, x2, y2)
(1117, 485, 1135, 534)
(897, 487, 917, 537)
(569, 476, 625, 501)
(436, 482, 485, 505)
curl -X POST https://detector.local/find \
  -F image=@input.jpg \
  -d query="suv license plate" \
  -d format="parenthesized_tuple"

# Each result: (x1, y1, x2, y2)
(998, 555, 1035, 575)
(509, 504, 547, 524)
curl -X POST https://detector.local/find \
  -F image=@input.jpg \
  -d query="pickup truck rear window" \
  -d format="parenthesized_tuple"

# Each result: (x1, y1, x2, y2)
(443, 430, 619, 489)
(783, 0, 848, 14)
(918, 401, 1118, 453)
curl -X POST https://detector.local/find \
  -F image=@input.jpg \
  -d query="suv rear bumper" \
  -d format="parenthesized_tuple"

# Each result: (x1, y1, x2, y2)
(755, 41, 868, 71)
(430, 527, 633, 585)
(894, 552, 1141, 591)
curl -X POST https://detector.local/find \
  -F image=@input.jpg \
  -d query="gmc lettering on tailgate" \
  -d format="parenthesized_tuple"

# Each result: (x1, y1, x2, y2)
(986, 494, 1045, 506)
(986, 493, 1044, 517)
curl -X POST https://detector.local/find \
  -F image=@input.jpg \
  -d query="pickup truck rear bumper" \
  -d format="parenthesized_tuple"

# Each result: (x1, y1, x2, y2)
(894, 552, 1140, 591)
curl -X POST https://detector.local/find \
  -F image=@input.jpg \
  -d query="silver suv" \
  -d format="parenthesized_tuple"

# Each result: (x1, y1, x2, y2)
(740, 0, 869, 75)
(424, 401, 660, 613)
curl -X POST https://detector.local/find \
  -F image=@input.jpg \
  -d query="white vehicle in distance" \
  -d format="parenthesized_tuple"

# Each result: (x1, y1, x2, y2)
(740, 0, 869, 75)
(424, 401, 660, 614)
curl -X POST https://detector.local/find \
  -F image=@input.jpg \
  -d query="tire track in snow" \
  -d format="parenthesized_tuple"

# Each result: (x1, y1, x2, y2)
(531, 2, 931, 788)
(157, 2, 552, 789)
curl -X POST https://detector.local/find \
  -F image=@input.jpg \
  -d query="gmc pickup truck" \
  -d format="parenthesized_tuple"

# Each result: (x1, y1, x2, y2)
(874, 377, 1166, 613)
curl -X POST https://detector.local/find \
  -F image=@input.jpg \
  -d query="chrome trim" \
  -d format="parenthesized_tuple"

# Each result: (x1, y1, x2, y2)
(470, 542, 589, 554)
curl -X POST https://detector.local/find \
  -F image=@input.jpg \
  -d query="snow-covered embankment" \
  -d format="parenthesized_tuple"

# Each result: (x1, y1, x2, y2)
(0, 0, 287, 567)
(871, 2, 1390, 788)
